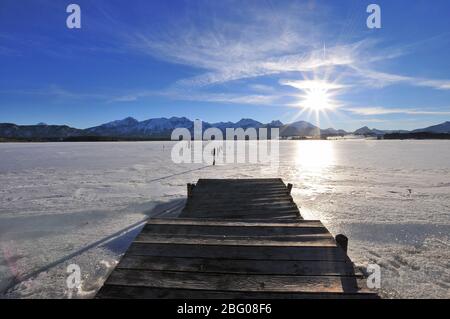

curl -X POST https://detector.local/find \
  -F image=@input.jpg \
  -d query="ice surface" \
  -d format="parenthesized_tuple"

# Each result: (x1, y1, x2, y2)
(0, 140, 449, 298)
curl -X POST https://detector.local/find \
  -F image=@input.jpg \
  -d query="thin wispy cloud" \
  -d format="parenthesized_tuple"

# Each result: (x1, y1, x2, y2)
(343, 106, 450, 116)
(352, 68, 450, 90)
(0, 85, 108, 101)
(280, 79, 347, 90)
(123, 1, 356, 88)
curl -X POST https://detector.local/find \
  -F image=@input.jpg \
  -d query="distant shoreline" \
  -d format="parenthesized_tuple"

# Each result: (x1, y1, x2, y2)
(2, 133, 450, 143)
(2, 119, 449, 143)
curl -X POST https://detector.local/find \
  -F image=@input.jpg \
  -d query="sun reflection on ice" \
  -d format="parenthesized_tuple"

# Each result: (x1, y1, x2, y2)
(293, 140, 337, 210)
(295, 140, 335, 171)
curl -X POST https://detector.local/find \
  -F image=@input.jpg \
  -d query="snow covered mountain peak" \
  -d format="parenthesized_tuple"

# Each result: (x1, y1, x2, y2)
(102, 117, 139, 128)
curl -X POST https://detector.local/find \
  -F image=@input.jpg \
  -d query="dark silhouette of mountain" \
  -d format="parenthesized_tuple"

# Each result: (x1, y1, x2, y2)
(0, 117, 448, 141)
(210, 118, 265, 131)
(413, 121, 450, 133)
(266, 120, 283, 127)
(384, 132, 450, 140)
(0, 123, 84, 140)
(85, 117, 268, 138)
(86, 116, 193, 138)
(321, 127, 347, 136)
(354, 126, 385, 136)
(279, 121, 320, 137)
(353, 121, 450, 137)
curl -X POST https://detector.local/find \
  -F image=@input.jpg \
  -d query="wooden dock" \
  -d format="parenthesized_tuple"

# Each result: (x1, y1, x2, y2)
(96, 178, 378, 299)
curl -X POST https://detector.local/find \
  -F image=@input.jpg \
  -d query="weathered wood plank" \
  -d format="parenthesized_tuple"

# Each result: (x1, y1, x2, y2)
(181, 212, 300, 220)
(193, 183, 286, 189)
(133, 235, 337, 247)
(102, 269, 366, 294)
(126, 243, 347, 261)
(195, 181, 286, 186)
(192, 188, 290, 194)
(143, 224, 329, 236)
(189, 193, 292, 200)
(185, 208, 300, 216)
(116, 255, 362, 276)
(196, 178, 284, 184)
(97, 285, 379, 299)
(193, 184, 286, 188)
(188, 193, 293, 199)
(186, 203, 298, 211)
(137, 234, 334, 244)
(180, 212, 300, 220)
(146, 218, 321, 227)
(185, 198, 294, 205)
(184, 208, 300, 214)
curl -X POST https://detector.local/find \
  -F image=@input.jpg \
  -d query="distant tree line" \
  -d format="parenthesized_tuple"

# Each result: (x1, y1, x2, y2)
(384, 132, 450, 139)
(0, 136, 173, 142)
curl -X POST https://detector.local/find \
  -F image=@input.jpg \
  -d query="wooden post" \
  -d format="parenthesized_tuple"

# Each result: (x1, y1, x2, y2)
(287, 183, 293, 194)
(187, 183, 193, 198)
(336, 234, 348, 253)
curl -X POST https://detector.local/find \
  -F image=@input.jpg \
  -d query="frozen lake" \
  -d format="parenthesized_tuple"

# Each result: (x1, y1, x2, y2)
(0, 140, 449, 298)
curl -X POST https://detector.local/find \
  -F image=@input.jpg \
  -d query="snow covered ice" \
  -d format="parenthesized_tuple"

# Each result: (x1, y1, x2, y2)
(0, 140, 449, 298)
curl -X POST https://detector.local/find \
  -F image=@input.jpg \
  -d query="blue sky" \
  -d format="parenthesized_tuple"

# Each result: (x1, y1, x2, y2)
(1, 0, 450, 130)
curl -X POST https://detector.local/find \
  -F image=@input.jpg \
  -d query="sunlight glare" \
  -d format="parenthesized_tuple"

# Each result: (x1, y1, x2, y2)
(295, 141, 335, 170)
(302, 88, 333, 111)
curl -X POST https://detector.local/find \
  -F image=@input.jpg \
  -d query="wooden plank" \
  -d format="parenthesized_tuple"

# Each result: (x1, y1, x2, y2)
(143, 225, 329, 236)
(188, 193, 293, 200)
(126, 243, 348, 261)
(142, 224, 329, 236)
(190, 193, 291, 199)
(101, 269, 366, 294)
(186, 202, 297, 209)
(186, 202, 298, 210)
(185, 200, 294, 208)
(192, 183, 288, 190)
(185, 207, 299, 214)
(185, 207, 299, 215)
(197, 178, 284, 181)
(185, 208, 299, 215)
(192, 188, 289, 194)
(179, 212, 300, 220)
(97, 285, 379, 299)
(146, 218, 321, 227)
(189, 200, 297, 207)
(194, 182, 286, 188)
(193, 184, 286, 188)
(185, 198, 294, 205)
(135, 232, 333, 242)
(182, 209, 300, 217)
(196, 180, 284, 184)
(195, 181, 286, 185)
(116, 255, 362, 276)
(196, 178, 284, 184)
(97, 285, 378, 299)
(133, 235, 337, 247)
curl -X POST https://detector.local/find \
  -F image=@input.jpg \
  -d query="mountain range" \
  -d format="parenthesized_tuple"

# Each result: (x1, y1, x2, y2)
(0, 117, 449, 141)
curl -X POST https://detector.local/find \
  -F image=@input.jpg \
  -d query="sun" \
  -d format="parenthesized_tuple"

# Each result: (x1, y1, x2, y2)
(302, 88, 333, 111)
(282, 79, 341, 114)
